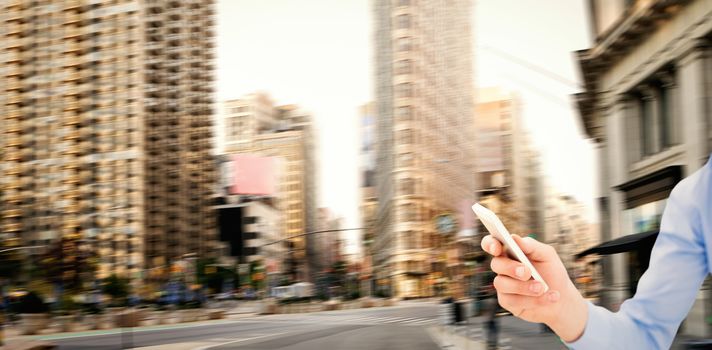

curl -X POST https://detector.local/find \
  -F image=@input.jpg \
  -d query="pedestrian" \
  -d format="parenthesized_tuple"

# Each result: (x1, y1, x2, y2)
(480, 155, 712, 349)
(484, 295, 500, 350)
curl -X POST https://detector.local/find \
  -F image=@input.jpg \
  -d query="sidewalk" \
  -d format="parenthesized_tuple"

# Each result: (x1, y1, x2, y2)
(430, 314, 707, 350)
(1, 309, 258, 345)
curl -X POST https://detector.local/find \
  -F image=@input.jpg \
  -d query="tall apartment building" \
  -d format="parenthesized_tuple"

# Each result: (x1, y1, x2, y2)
(373, 0, 476, 298)
(222, 94, 317, 282)
(0, 0, 219, 282)
(575, 0, 712, 337)
(474, 88, 544, 241)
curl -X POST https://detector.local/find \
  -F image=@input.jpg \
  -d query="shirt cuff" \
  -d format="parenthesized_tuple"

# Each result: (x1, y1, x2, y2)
(565, 302, 612, 349)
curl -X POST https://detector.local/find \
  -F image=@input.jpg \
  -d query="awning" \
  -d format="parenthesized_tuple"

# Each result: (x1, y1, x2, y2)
(575, 230, 658, 259)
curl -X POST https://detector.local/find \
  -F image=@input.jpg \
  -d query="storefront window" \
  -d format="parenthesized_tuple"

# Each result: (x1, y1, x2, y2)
(622, 198, 667, 235)
(621, 198, 667, 296)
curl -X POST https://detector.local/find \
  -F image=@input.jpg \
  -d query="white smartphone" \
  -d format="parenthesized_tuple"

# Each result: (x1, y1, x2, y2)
(472, 203, 549, 293)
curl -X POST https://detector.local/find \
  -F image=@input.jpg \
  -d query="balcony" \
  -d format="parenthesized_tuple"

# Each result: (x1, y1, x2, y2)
(4, 120, 21, 133)
(63, 100, 80, 111)
(63, 114, 81, 125)
(2, 209, 23, 218)
(5, 63, 21, 76)
(5, 93, 21, 105)
(6, 135, 21, 147)
(3, 191, 22, 202)
(62, 173, 80, 185)
(4, 52, 22, 63)
(63, 0, 83, 11)
(62, 41, 83, 54)
(63, 26, 83, 39)
(64, 70, 81, 82)
(2, 222, 22, 233)
(5, 78, 22, 91)
(4, 0, 22, 9)
(5, 22, 22, 36)
(63, 13, 81, 25)
(5, 38, 23, 50)
(62, 129, 80, 140)
(4, 11, 23, 23)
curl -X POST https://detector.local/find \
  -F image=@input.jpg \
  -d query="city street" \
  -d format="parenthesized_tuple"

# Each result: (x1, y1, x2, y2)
(38, 301, 443, 350)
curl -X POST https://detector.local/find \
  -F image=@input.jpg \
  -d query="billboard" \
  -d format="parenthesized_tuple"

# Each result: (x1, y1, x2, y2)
(228, 155, 277, 196)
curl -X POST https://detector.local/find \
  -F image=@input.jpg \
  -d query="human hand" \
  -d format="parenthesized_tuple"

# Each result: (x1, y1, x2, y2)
(481, 234, 588, 342)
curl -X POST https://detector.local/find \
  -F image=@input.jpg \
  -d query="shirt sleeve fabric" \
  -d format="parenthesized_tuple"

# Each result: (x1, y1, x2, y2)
(567, 171, 709, 350)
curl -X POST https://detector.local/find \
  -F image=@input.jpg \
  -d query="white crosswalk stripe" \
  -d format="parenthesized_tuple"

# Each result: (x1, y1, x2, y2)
(245, 314, 438, 327)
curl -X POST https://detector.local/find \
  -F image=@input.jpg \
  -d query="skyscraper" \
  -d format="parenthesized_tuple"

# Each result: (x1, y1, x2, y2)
(373, 0, 475, 298)
(474, 88, 544, 240)
(221, 94, 317, 282)
(0, 0, 218, 282)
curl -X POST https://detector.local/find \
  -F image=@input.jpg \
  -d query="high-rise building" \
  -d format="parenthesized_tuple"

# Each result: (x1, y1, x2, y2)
(474, 88, 544, 240)
(221, 94, 317, 282)
(0, 0, 218, 282)
(373, 0, 476, 298)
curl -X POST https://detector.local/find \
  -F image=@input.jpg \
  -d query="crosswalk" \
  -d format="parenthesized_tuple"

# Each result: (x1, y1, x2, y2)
(245, 314, 439, 327)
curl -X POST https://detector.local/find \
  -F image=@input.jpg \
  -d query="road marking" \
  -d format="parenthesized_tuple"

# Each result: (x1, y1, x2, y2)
(381, 317, 413, 323)
(194, 332, 288, 350)
(347, 316, 382, 323)
(411, 319, 438, 325)
(401, 318, 429, 324)
(27, 320, 242, 341)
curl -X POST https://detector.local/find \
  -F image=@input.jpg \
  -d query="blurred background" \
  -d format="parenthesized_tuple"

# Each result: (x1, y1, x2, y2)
(0, 0, 710, 349)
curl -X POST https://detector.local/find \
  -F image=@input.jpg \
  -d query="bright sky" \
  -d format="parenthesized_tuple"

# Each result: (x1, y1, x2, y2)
(216, 0, 597, 255)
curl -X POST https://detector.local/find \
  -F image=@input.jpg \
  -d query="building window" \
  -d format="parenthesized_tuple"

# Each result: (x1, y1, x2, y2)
(396, 37, 412, 52)
(639, 91, 655, 156)
(395, 83, 413, 98)
(395, 59, 412, 75)
(631, 70, 677, 159)
(657, 76, 676, 148)
(399, 178, 414, 195)
(396, 106, 413, 120)
(399, 202, 418, 221)
(396, 14, 411, 29)
(397, 129, 414, 145)
(397, 152, 414, 167)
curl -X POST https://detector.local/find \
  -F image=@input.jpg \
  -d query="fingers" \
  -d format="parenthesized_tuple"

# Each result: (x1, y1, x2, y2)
(497, 290, 562, 315)
(512, 235, 557, 262)
(493, 275, 546, 297)
(481, 235, 502, 256)
(491, 256, 531, 281)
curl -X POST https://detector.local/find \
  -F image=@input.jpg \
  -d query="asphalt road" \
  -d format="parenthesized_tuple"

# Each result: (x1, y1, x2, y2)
(45, 301, 443, 350)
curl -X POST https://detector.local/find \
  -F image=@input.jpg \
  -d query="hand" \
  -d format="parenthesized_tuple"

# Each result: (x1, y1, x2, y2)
(481, 234, 588, 342)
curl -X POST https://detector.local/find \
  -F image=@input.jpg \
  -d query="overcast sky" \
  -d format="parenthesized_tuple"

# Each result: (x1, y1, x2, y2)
(215, 0, 596, 256)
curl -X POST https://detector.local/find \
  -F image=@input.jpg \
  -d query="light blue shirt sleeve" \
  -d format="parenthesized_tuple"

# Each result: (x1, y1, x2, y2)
(567, 161, 710, 350)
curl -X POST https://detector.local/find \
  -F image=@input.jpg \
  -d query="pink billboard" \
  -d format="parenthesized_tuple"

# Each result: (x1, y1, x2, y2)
(229, 155, 277, 195)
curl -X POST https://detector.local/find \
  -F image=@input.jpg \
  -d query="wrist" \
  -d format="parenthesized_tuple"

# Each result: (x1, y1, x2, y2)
(549, 286, 588, 342)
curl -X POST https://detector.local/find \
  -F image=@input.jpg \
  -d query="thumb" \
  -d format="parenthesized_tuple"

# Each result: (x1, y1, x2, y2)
(512, 235, 556, 262)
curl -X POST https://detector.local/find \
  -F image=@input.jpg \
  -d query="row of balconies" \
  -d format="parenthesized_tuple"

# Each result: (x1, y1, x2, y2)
(4, 10, 23, 23)
(2, 222, 22, 233)
(5, 78, 22, 91)
(62, 12, 82, 26)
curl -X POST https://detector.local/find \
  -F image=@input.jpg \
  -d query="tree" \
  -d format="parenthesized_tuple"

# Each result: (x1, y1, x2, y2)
(102, 274, 130, 306)
(0, 236, 24, 284)
(197, 258, 236, 294)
